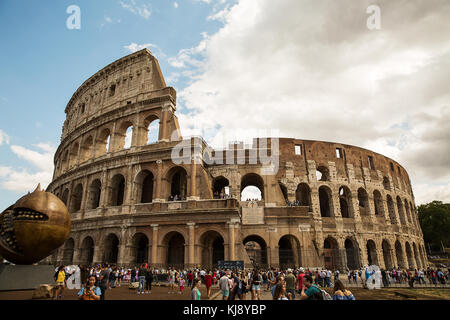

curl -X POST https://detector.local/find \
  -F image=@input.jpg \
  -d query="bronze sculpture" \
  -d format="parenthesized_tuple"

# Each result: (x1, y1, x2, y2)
(0, 184, 71, 264)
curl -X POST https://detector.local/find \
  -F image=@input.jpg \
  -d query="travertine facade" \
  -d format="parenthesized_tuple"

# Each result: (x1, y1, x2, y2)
(45, 49, 428, 270)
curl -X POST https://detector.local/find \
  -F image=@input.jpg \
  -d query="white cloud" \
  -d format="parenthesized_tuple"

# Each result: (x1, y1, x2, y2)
(0, 129, 10, 146)
(174, 2, 179, 9)
(169, 0, 450, 204)
(0, 143, 56, 193)
(119, 0, 152, 19)
(124, 42, 158, 53)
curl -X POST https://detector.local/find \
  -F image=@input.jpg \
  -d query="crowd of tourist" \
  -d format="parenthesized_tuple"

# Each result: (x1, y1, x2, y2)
(52, 263, 450, 300)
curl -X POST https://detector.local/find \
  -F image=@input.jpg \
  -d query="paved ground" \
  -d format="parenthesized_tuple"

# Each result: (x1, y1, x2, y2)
(0, 283, 219, 300)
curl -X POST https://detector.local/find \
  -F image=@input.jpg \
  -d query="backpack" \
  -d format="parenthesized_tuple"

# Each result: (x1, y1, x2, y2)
(312, 285, 332, 300)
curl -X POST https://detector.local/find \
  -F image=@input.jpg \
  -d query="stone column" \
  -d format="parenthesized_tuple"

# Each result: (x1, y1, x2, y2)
(228, 222, 236, 261)
(187, 223, 195, 268)
(99, 170, 109, 207)
(93, 245, 103, 265)
(72, 248, 82, 265)
(151, 224, 159, 266)
(188, 159, 199, 200)
(153, 160, 163, 202)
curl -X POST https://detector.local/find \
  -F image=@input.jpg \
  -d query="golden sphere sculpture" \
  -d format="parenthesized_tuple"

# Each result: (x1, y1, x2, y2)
(0, 184, 71, 264)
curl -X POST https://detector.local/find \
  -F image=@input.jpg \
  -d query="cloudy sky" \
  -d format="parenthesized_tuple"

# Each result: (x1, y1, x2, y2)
(0, 0, 449, 210)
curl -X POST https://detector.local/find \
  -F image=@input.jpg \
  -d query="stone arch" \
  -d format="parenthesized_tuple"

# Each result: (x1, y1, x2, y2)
(130, 233, 149, 265)
(69, 142, 80, 168)
(279, 182, 288, 202)
(382, 176, 391, 191)
(135, 170, 154, 203)
(316, 165, 330, 181)
(396, 196, 406, 225)
(144, 114, 160, 144)
(116, 120, 134, 150)
(80, 236, 95, 265)
(87, 179, 101, 209)
(366, 239, 378, 266)
(241, 173, 264, 201)
(278, 234, 301, 268)
(395, 240, 406, 268)
(382, 239, 393, 269)
(404, 199, 411, 223)
(62, 238, 75, 265)
(243, 234, 268, 268)
(162, 231, 186, 268)
(109, 174, 125, 206)
(386, 195, 397, 224)
(61, 188, 69, 206)
(70, 183, 83, 213)
(166, 166, 188, 199)
(80, 135, 93, 162)
(96, 127, 111, 156)
(319, 185, 334, 217)
(199, 230, 225, 269)
(405, 242, 414, 269)
(339, 186, 354, 218)
(296, 183, 311, 207)
(103, 233, 120, 264)
(212, 176, 230, 199)
(323, 236, 339, 269)
(344, 237, 360, 270)
(357, 188, 370, 216)
(61, 150, 69, 172)
(373, 190, 384, 216)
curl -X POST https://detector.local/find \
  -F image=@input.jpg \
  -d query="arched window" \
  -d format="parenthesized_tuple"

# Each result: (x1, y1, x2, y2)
(212, 176, 230, 199)
(144, 115, 160, 144)
(70, 183, 83, 212)
(110, 174, 125, 206)
(316, 166, 329, 181)
(296, 183, 311, 207)
(96, 128, 111, 156)
(87, 179, 102, 209)
(240, 173, 264, 201)
(339, 186, 353, 218)
(80, 136, 93, 162)
(319, 186, 333, 217)
(357, 188, 369, 216)
(373, 190, 384, 216)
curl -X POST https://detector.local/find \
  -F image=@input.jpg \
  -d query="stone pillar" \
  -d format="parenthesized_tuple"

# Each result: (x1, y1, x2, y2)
(187, 223, 195, 268)
(151, 224, 159, 266)
(153, 160, 163, 202)
(188, 160, 198, 200)
(228, 222, 236, 260)
(93, 245, 103, 265)
(99, 170, 109, 207)
(72, 248, 82, 265)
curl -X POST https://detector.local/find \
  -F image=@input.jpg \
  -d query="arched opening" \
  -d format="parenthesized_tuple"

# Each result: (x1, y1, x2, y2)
(212, 176, 230, 199)
(413, 242, 421, 269)
(80, 237, 94, 265)
(396, 196, 406, 225)
(243, 235, 268, 268)
(316, 166, 329, 181)
(61, 188, 69, 206)
(96, 128, 111, 156)
(168, 166, 188, 200)
(382, 240, 393, 269)
(373, 190, 384, 216)
(278, 235, 301, 269)
(319, 186, 333, 217)
(279, 183, 288, 202)
(103, 234, 119, 264)
(87, 179, 101, 209)
(404, 199, 411, 223)
(116, 121, 133, 150)
(324, 237, 339, 270)
(383, 177, 390, 191)
(241, 173, 264, 201)
(80, 136, 93, 162)
(70, 183, 83, 213)
(61, 150, 69, 172)
(386, 195, 397, 224)
(69, 142, 79, 168)
(395, 241, 405, 268)
(164, 232, 185, 268)
(366, 240, 378, 266)
(110, 174, 125, 206)
(62, 238, 75, 265)
(345, 238, 359, 270)
(131, 233, 149, 264)
(135, 170, 154, 203)
(339, 186, 353, 218)
(144, 115, 160, 144)
(358, 188, 370, 216)
(405, 242, 414, 269)
(200, 231, 225, 269)
(296, 183, 311, 207)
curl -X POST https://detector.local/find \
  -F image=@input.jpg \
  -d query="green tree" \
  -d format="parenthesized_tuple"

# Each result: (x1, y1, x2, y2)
(418, 201, 450, 252)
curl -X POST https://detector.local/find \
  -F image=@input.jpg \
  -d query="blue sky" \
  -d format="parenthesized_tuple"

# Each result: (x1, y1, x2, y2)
(1, 0, 449, 210)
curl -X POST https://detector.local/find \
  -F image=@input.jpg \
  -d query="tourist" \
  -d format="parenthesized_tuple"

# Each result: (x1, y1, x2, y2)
(53, 266, 66, 300)
(108, 267, 116, 289)
(131, 266, 136, 283)
(271, 275, 283, 298)
(137, 264, 146, 295)
(347, 269, 352, 284)
(204, 270, 214, 298)
(299, 275, 322, 300)
(284, 268, 296, 299)
(168, 268, 176, 294)
(332, 280, 355, 300)
(78, 275, 101, 300)
(273, 282, 291, 300)
(297, 267, 305, 294)
(219, 273, 230, 300)
(238, 272, 249, 300)
(187, 270, 193, 288)
(190, 278, 202, 300)
(145, 267, 153, 293)
(179, 276, 185, 294)
(251, 270, 263, 300)
(97, 264, 110, 300)
(326, 269, 332, 287)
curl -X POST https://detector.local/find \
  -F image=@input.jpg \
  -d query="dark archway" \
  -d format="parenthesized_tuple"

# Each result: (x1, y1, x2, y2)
(386, 195, 397, 224)
(373, 190, 384, 216)
(80, 237, 94, 265)
(103, 234, 119, 264)
(241, 173, 265, 201)
(278, 235, 301, 268)
(212, 176, 229, 199)
(110, 174, 125, 206)
(165, 232, 185, 268)
(141, 172, 154, 203)
(396, 196, 406, 225)
(358, 188, 370, 216)
(395, 241, 405, 268)
(296, 183, 311, 207)
(382, 240, 393, 269)
(87, 179, 101, 209)
(339, 186, 353, 218)
(131, 233, 149, 264)
(319, 186, 333, 217)
(366, 240, 378, 266)
(243, 235, 268, 268)
(405, 242, 414, 269)
(70, 184, 83, 213)
(168, 167, 188, 199)
(200, 231, 225, 268)
(345, 238, 359, 270)
(324, 237, 339, 270)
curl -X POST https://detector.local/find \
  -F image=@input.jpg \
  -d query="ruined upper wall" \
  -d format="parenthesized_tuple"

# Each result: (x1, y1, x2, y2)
(61, 49, 172, 141)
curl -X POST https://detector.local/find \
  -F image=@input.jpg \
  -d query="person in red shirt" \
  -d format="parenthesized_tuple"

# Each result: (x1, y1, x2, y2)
(187, 271, 194, 288)
(204, 271, 214, 298)
(297, 267, 305, 293)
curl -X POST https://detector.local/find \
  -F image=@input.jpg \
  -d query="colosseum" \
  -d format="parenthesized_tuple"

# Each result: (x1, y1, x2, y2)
(45, 49, 428, 271)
